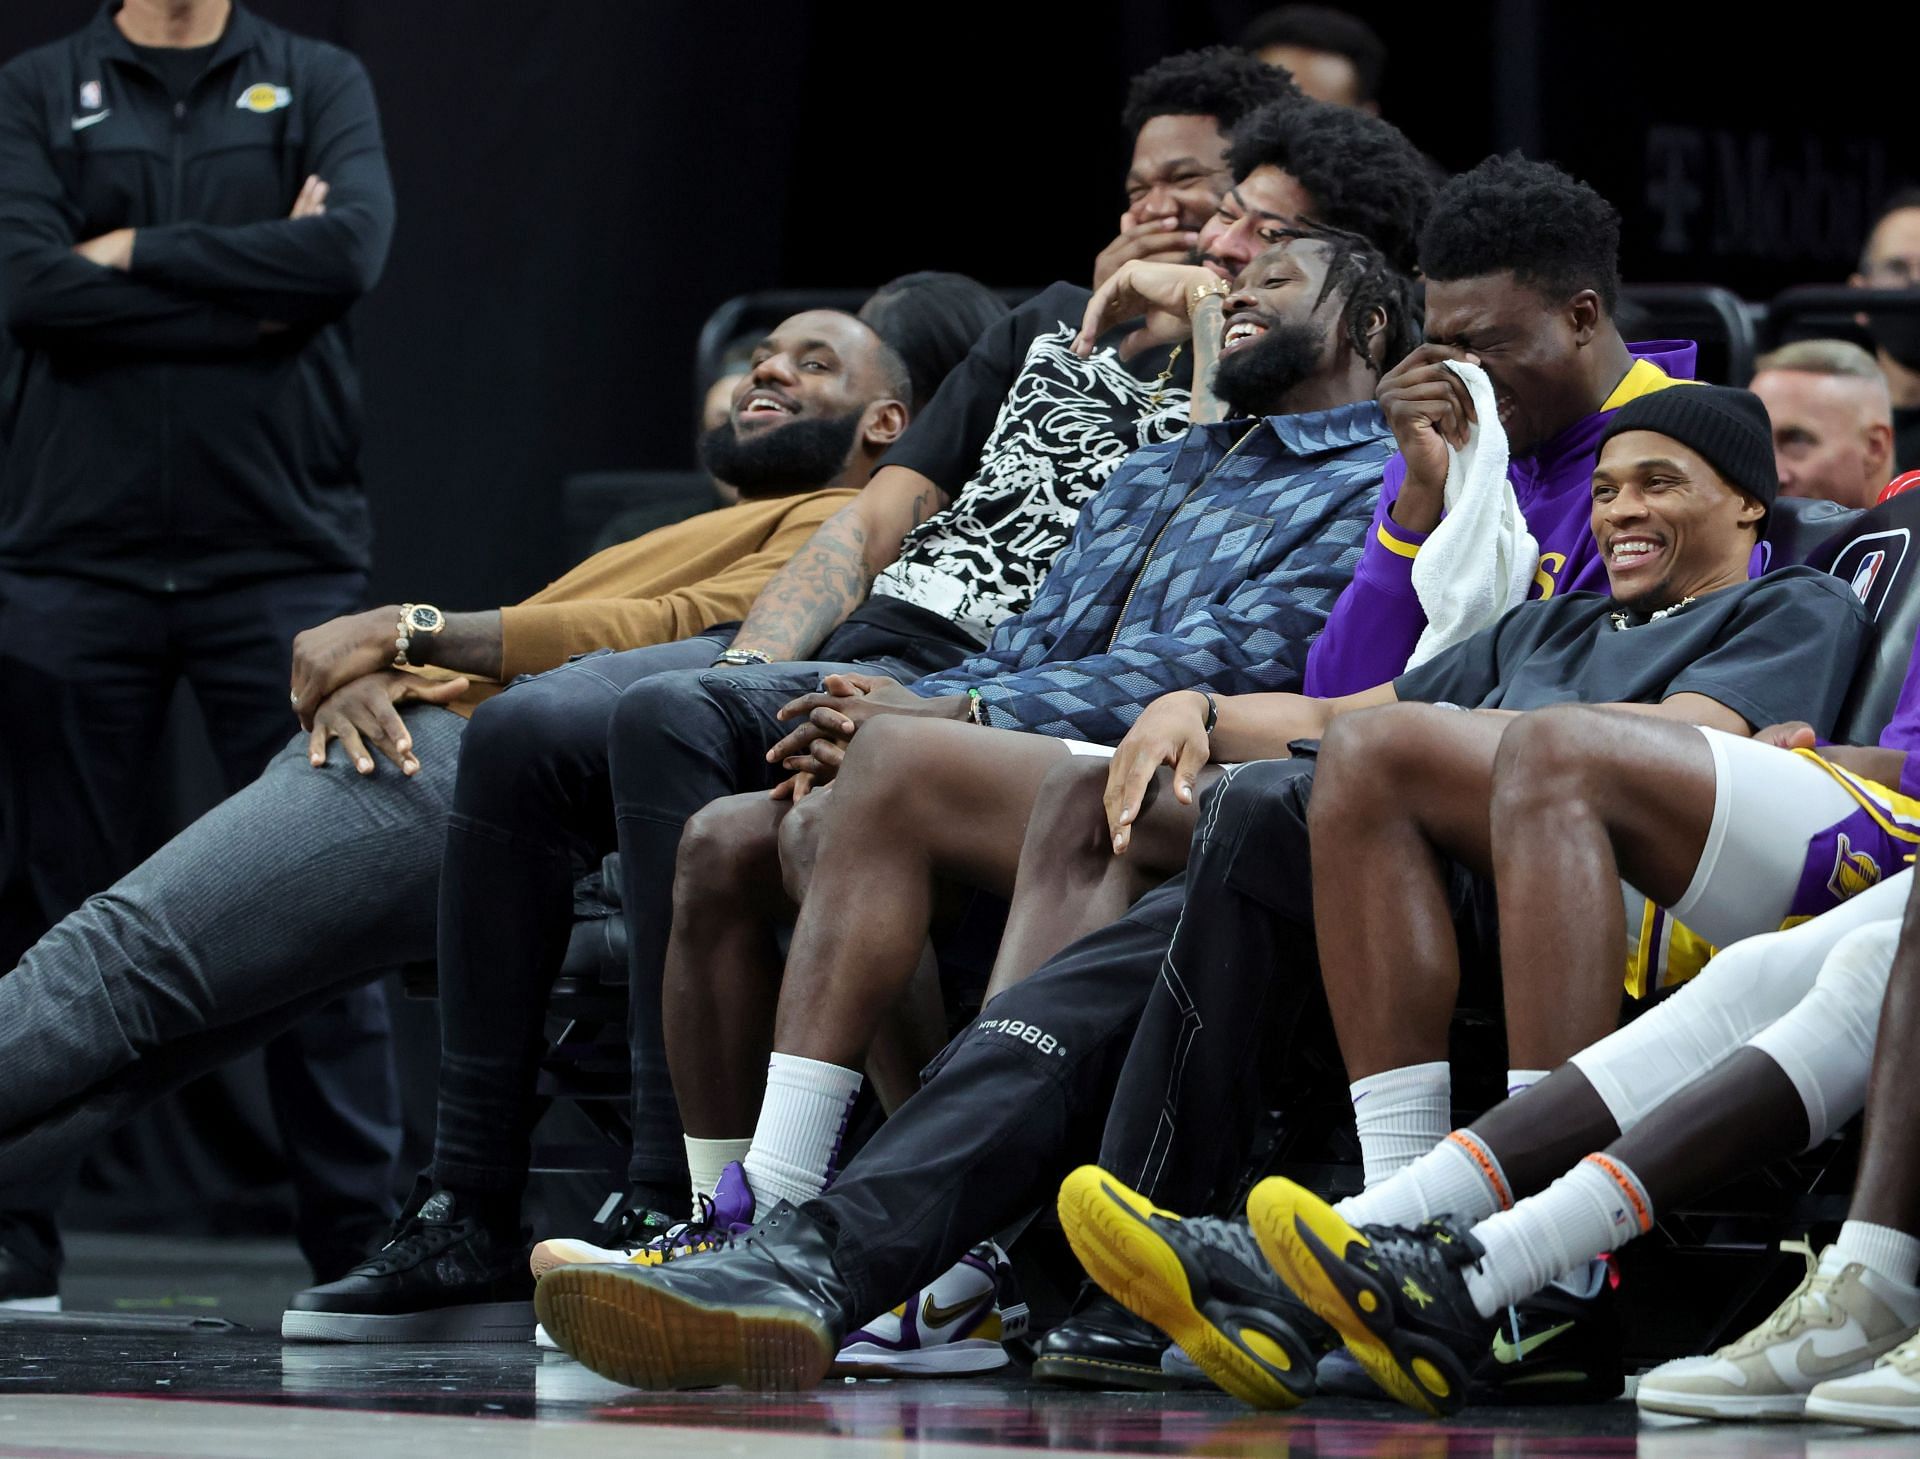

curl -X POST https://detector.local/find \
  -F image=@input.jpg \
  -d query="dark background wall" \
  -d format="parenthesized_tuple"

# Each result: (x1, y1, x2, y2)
(6, 1, 1908, 612)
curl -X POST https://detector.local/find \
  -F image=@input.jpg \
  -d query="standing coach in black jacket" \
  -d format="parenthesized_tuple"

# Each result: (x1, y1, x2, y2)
(0, 0, 402, 1303)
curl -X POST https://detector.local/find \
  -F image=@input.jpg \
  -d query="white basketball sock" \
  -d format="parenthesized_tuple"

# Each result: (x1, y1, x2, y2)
(1337, 1129, 1513, 1230)
(1506, 1068, 1549, 1099)
(743, 1053, 862, 1211)
(1838, 1219, 1920, 1289)
(1463, 1154, 1653, 1318)
(1349, 1061, 1451, 1188)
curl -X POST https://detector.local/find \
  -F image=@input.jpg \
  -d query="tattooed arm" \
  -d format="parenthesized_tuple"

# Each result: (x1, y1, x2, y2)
(727, 465, 949, 660)
(1187, 292, 1229, 425)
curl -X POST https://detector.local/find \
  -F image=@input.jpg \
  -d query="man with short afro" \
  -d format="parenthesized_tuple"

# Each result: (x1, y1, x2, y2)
(1306, 153, 1700, 695)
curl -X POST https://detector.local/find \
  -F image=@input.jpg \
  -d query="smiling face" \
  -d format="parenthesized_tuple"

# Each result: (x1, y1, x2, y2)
(1423, 273, 1605, 456)
(729, 310, 891, 437)
(1591, 430, 1766, 610)
(1194, 164, 1319, 280)
(702, 309, 903, 496)
(1210, 238, 1358, 417)
(1123, 113, 1233, 234)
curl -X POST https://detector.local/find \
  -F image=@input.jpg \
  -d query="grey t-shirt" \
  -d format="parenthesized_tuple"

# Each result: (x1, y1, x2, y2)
(1393, 566, 1870, 736)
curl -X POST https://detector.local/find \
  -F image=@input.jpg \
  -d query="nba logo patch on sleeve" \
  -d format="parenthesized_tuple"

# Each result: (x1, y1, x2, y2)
(79, 79, 101, 110)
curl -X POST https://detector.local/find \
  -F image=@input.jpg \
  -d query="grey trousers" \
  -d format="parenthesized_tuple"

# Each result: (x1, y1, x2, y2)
(0, 704, 469, 1187)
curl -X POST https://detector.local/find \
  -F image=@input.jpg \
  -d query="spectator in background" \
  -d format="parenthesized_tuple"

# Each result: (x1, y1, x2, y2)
(700, 344, 756, 505)
(1751, 340, 1895, 510)
(1239, 4, 1385, 114)
(1853, 189, 1920, 473)
(0, 0, 398, 1305)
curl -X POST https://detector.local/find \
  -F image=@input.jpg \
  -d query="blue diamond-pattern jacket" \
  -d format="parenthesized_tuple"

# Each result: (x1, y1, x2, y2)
(910, 399, 1393, 742)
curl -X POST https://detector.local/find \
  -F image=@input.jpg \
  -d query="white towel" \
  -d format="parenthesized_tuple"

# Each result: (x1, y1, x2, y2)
(1405, 359, 1539, 668)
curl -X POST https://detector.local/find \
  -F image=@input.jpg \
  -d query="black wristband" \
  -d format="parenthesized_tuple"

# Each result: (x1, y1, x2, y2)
(1195, 689, 1218, 735)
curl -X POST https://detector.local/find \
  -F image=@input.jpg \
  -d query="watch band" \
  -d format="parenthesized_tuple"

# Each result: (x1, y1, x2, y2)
(391, 603, 444, 670)
(712, 648, 772, 668)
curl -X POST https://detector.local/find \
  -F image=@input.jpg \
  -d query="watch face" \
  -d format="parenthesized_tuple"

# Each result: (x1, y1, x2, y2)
(406, 605, 445, 634)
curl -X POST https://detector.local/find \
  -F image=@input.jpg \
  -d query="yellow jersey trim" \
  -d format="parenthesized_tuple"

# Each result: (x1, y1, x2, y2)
(1601, 358, 1694, 412)
(1375, 521, 1422, 559)
(1789, 749, 1920, 847)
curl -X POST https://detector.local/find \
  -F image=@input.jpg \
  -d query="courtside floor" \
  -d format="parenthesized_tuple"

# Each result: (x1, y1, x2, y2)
(0, 1235, 1909, 1458)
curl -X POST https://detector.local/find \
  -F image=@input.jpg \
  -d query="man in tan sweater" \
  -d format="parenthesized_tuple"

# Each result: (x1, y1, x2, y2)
(0, 300, 949, 1312)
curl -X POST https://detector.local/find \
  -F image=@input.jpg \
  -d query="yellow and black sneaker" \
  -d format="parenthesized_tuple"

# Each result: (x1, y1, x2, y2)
(1248, 1176, 1490, 1418)
(1058, 1165, 1333, 1409)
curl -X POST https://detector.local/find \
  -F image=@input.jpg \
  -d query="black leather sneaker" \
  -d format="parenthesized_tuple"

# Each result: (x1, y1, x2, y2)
(534, 1199, 855, 1391)
(1030, 1285, 1179, 1391)
(1058, 1164, 1332, 1409)
(0, 1220, 59, 1314)
(1470, 1261, 1625, 1405)
(1249, 1175, 1491, 1417)
(281, 1183, 534, 1343)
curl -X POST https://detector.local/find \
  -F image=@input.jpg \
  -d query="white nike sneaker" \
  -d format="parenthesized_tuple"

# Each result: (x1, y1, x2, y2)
(830, 1242, 1029, 1378)
(1806, 1326, 1920, 1428)
(1637, 1243, 1920, 1420)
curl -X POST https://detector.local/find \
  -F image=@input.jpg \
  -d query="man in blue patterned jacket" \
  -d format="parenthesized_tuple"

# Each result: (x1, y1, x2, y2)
(286, 228, 1421, 1343)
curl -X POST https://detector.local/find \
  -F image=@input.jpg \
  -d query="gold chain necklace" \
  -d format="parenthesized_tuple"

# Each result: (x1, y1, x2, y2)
(1146, 343, 1185, 407)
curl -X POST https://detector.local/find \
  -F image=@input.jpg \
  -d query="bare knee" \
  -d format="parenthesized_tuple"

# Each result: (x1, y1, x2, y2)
(673, 792, 787, 927)
(1490, 705, 1613, 823)
(1310, 705, 1431, 834)
(775, 788, 833, 904)
(1020, 754, 1120, 873)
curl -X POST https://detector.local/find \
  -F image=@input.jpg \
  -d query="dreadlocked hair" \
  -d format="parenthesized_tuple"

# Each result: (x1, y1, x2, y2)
(1277, 220, 1421, 373)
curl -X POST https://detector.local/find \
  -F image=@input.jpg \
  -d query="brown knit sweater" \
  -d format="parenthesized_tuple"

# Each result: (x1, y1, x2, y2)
(440, 487, 857, 715)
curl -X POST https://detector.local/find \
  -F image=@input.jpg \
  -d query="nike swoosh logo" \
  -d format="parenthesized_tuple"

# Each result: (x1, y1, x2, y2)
(71, 110, 111, 130)
(922, 1291, 986, 1329)
(1797, 1333, 1891, 1379)
(1492, 1320, 1574, 1365)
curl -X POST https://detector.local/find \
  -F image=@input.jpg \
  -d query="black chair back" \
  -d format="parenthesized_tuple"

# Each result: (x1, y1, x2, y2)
(1802, 491, 1920, 744)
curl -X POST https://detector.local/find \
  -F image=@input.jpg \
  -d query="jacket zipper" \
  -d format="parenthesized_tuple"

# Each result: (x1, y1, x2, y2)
(1104, 426, 1257, 651)
(159, 95, 188, 588)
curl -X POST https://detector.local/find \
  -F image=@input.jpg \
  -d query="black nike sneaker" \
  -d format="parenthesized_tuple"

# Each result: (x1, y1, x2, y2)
(1030, 1286, 1180, 1390)
(1057, 1164, 1334, 1409)
(1248, 1175, 1492, 1417)
(282, 1180, 534, 1343)
(535, 1199, 855, 1391)
(0, 1217, 59, 1314)
(1470, 1261, 1625, 1405)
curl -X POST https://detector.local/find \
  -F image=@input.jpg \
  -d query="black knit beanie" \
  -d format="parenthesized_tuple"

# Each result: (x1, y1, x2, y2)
(1598, 384, 1777, 516)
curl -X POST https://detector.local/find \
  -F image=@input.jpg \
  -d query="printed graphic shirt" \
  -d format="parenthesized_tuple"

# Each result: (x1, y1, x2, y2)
(868, 282, 1192, 646)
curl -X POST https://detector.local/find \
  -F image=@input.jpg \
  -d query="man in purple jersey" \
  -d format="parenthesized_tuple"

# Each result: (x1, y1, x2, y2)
(1305, 154, 1697, 696)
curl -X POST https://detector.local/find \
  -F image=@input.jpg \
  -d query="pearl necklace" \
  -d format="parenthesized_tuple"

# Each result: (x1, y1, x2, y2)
(1610, 596, 1696, 631)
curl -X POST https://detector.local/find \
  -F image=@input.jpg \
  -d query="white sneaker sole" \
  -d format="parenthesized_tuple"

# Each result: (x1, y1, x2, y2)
(281, 1300, 535, 1343)
(531, 1239, 629, 1279)
(1805, 1391, 1920, 1429)
(830, 1339, 1009, 1377)
(0, 1296, 60, 1313)
(1635, 1386, 1808, 1421)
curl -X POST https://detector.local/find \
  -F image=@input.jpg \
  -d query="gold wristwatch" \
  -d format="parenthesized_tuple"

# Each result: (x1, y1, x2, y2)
(1186, 277, 1231, 317)
(392, 603, 445, 669)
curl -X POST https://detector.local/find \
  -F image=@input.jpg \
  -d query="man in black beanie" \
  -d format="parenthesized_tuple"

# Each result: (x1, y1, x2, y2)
(531, 389, 1872, 1402)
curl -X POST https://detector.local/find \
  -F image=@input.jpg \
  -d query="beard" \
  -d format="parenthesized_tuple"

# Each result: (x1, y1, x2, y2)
(1211, 319, 1327, 419)
(699, 411, 865, 496)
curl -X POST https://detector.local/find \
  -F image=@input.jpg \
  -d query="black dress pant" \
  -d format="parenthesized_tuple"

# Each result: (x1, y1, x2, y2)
(0, 568, 403, 1277)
